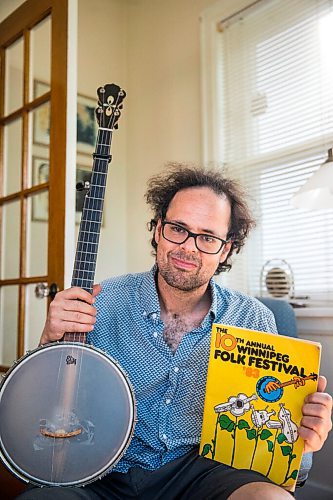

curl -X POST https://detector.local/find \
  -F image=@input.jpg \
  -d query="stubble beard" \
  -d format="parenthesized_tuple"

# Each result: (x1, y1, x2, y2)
(157, 250, 210, 292)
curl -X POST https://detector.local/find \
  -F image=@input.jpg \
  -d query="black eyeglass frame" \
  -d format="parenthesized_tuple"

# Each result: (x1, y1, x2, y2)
(161, 220, 230, 254)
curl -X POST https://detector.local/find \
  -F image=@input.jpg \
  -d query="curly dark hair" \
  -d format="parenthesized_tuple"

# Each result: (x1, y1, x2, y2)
(145, 163, 256, 274)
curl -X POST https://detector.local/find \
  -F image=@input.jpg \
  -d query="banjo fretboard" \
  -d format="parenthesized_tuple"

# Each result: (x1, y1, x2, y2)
(71, 128, 112, 294)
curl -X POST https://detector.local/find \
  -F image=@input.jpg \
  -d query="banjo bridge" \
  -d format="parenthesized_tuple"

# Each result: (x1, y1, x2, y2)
(40, 427, 82, 439)
(39, 411, 83, 439)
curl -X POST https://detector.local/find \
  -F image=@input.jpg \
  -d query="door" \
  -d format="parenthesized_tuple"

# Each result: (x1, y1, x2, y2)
(0, 0, 71, 371)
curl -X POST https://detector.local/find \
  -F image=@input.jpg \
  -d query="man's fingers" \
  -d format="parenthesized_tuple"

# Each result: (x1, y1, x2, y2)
(316, 375, 327, 393)
(92, 284, 102, 297)
(61, 298, 97, 316)
(58, 286, 97, 304)
(60, 321, 95, 333)
(299, 426, 323, 453)
(57, 310, 97, 325)
(300, 376, 333, 453)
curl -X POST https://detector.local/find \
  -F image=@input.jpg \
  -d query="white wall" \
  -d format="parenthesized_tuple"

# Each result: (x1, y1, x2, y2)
(77, 0, 128, 282)
(0, 0, 23, 20)
(125, 0, 250, 273)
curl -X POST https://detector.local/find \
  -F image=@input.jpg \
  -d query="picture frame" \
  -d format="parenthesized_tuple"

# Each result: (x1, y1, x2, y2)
(31, 158, 95, 224)
(32, 156, 49, 221)
(33, 81, 50, 146)
(77, 94, 98, 155)
(33, 81, 97, 154)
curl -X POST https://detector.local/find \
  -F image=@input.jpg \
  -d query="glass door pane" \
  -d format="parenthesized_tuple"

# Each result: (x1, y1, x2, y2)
(4, 36, 24, 115)
(26, 193, 48, 277)
(25, 284, 47, 350)
(1, 200, 21, 280)
(3, 118, 22, 196)
(30, 16, 51, 99)
(0, 286, 19, 366)
(31, 102, 50, 148)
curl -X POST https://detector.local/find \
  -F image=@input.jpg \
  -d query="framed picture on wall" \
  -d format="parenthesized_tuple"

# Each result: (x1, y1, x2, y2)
(33, 81, 50, 146)
(32, 156, 49, 221)
(31, 159, 95, 224)
(33, 84, 97, 153)
(77, 94, 98, 155)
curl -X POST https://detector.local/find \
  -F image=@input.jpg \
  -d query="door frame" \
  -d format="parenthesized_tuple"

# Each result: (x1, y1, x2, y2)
(0, 0, 75, 367)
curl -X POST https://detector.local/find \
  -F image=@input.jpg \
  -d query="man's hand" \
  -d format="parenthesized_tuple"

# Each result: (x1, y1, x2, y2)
(39, 284, 102, 345)
(299, 375, 332, 453)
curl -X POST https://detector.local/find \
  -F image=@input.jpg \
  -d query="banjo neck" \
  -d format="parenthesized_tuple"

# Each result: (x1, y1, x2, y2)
(64, 84, 126, 344)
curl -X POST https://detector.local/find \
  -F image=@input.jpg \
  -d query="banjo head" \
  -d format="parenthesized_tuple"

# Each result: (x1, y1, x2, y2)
(0, 342, 136, 486)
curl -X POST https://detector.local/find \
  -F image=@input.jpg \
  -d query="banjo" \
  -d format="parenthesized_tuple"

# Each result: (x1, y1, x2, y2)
(0, 84, 136, 487)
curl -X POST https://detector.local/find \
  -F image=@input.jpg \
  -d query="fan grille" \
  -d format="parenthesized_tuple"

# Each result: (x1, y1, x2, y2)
(260, 259, 294, 298)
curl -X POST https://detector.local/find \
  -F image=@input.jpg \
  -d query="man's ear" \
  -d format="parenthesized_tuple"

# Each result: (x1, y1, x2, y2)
(219, 241, 232, 264)
(154, 220, 162, 244)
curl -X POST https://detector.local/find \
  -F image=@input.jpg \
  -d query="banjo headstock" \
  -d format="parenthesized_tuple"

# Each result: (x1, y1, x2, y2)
(95, 83, 126, 130)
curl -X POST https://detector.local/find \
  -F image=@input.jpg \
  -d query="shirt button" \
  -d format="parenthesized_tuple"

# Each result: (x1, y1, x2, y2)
(165, 398, 171, 405)
(153, 332, 158, 338)
(162, 434, 167, 440)
(174, 366, 179, 372)
(152, 313, 157, 320)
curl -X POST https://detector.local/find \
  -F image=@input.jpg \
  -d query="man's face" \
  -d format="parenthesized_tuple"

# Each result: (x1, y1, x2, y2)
(155, 186, 232, 292)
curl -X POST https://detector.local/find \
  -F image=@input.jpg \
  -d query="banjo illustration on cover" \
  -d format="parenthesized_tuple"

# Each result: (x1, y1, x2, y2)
(0, 83, 136, 487)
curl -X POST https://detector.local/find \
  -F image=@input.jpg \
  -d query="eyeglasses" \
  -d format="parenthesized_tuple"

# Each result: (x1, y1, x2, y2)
(161, 221, 229, 254)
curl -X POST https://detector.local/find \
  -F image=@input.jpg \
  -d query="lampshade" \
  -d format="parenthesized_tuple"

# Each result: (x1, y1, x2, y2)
(292, 148, 333, 209)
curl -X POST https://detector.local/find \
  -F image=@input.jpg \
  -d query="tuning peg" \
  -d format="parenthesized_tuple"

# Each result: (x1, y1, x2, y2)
(76, 181, 90, 191)
(35, 282, 59, 299)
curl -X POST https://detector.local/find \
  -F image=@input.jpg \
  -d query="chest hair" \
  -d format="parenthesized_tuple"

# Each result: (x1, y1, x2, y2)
(163, 314, 202, 353)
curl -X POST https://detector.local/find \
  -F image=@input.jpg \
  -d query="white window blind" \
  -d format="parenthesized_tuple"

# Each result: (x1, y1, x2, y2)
(212, 0, 333, 304)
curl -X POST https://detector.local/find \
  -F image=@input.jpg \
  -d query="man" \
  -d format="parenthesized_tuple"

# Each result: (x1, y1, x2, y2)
(20, 166, 332, 499)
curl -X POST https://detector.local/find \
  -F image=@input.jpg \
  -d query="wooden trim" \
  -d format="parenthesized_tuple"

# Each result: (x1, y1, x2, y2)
(0, 365, 11, 372)
(0, 276, 48, 286)
(0, 47, 4, 119)
(0, 0, 52, 47)
(23, 28, 30, 108)
(17, 284, 25, 358)
(0, 48, 4, 281)
(0, 92, 51, 125)
(18, 26, 30, 358)
(0, 0, 68, 367)
(48, 0, 68, 292)
(0, 183, 49, 205)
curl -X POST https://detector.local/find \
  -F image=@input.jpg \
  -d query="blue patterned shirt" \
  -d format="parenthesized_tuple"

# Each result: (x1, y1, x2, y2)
(88, 266, 278, 473)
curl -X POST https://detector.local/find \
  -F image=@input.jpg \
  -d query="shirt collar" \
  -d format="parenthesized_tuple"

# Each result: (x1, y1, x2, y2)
(140, 265, 217, 322)
(140, 265, 161, 319)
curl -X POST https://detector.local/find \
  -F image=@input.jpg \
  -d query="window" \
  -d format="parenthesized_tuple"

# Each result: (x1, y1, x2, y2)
(201, 0, 333, 304)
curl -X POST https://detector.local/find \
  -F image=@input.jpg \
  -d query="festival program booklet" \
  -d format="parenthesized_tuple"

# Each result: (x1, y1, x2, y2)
(199, 323, 321, 489)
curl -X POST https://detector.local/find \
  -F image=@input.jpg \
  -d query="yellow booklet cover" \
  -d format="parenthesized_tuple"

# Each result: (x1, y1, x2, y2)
(200, 323, 321, 489)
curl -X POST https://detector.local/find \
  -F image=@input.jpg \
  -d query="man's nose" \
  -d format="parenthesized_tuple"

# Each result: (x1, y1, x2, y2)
(179, 235, 198, 252)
